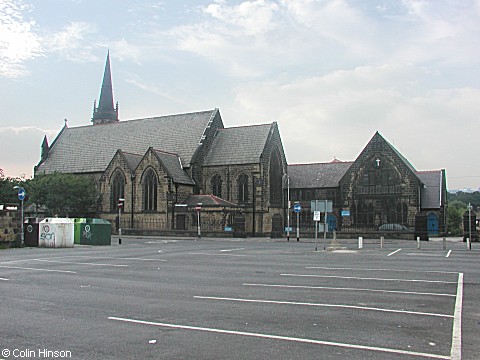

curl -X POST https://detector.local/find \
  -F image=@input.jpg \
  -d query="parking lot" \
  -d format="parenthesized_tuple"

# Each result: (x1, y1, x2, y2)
(1, 237, 479, 359)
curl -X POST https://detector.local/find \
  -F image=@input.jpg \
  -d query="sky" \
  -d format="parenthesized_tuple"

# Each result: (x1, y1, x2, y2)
(1, 0, 479, 190)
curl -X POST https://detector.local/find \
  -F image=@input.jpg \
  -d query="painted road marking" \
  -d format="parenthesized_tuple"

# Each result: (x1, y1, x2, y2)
(32, 259, 129, 267)
(387, 249, 402, 256)
(220, 248, 245, 252)
(39, 255, 167, 262)
(0, 265, 76, 274)
(450, 272, 463, 360)
(281, 274, 457, 284)
(0, 277, 9, 281)
(446, 250, 452, 258)
(193, 296, 453, 318)
(306, 266, 458, 275)
(243, 283, 456, 297)
(187, 252, 247, 257)
(108, 316, 451, 359)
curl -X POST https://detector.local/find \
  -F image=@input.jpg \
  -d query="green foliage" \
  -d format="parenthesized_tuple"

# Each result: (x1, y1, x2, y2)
(0, 176, 26, 204)
(447, 191, 480, 211)
(447, 200, 466, 236)
(26, 173, 97, 217)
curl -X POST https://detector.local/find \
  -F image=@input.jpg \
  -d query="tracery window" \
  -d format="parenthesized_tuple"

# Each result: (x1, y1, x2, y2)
(238, 174, 249, 203)
(110, 170, 125, 212)
(269, 150, 283, 205)
(211, 174, 222, 198)
(143, 169, 158, 211)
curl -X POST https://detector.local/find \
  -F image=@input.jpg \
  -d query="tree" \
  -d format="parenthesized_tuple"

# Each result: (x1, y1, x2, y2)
(27, 173, 97, 217)
(0, 176, 25, 204)
(447, 200, 467, 236)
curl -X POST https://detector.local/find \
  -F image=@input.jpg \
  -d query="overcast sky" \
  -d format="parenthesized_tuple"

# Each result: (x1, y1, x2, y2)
(1, 0, 479, 190)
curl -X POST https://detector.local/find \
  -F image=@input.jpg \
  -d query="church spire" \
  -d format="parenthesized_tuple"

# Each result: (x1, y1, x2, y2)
(92, 51, 119, 125)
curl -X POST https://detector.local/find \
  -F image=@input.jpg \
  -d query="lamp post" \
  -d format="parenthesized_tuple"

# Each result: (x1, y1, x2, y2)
(13, 186, 25, 246)
(284, 174, 290, 241)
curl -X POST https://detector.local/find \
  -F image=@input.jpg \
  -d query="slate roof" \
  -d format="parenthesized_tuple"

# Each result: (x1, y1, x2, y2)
(36, 109, 219, 174)
(203, 123, 274, 166)
(153, 149, 195, 186)
(288, 161, 353, 188)
(122, 152, 142, 172)
(417, 170, 444, 209)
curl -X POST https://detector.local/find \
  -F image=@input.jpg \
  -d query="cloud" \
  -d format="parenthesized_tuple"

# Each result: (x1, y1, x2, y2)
(0, 0, 43, 78)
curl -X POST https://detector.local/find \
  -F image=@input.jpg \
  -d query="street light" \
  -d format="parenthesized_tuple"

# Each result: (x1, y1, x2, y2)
(284, 174, 290, 241)
(13, 186, 25, 246)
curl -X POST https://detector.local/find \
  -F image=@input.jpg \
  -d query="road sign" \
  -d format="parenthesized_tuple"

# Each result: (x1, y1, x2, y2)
(311, 200, 332, 212)
(293, 203, 302, 213)
(313, 211, 321, 221)
(18, 188, 26, 201)
(341, 210, 350, 216)
(195, 204, 202, 212)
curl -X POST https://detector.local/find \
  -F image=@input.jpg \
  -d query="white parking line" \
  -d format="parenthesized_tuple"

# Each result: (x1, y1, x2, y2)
(38, 255, 167, 262)
(220, 248, 245, 252)
(446, 250, 452, 258)
(281, 274, 457, 284)
(0, 265, 76, 274)
(450, 272, 463, 360)
(306, 266, 458, 275)
(243, 283, 456, 297)
(108, 316, 451, 359)
(33, 259, 128, 267)
(387, 249, 402, 256)
(188, 252, 247, 257)
(0, 277, 9, 281)
(193, 296, 453, 318)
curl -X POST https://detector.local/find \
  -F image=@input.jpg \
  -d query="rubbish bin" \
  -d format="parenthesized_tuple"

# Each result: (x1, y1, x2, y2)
(79, 218, 111, 245)
(39, 218, 74, 248)
(24, 218, 41, 247)
(74, 218, 86, 244)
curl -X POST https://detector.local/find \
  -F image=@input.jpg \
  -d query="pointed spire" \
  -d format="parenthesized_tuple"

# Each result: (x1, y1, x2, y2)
(41, 135, 49, 163)
(92, 51, 119, 125)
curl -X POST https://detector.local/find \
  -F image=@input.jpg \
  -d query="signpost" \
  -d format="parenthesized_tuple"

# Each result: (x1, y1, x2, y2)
(311, 200, 332, 251)
(196, 203, 202, 240)
(294, 203, 301, 241)
(118, 198, 124, 244)
(16, 187, 26, 246)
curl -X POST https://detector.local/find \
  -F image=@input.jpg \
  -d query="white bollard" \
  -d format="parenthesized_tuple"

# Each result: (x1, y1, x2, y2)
(380, 236, 384, 249)
(467, 238, 470, 250)
(417, 236, 420, 249)
(358, 236, 363, 249)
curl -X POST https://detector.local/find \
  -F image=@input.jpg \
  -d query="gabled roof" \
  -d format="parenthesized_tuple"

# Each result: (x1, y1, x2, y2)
(203, 123, 274, 166)
(417, 170, 444, 209)
(180, 194, 239, 207)
(288, 161, 353, 189)
(152, 149, 195, 186)
(122, 152, 142, 172)
(36, 109, 220, 174)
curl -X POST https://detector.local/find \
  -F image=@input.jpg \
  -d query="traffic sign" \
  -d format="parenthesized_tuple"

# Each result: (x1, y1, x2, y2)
(313, 211, 321, 221)
(17, 188, 26, 201)
(195, 204, 202, 212)
(293, 203, 302, 213)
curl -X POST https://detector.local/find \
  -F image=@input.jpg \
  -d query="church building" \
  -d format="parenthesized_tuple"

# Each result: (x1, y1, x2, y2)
(35, 53, 447, 238)
(35, 53, 287, 237)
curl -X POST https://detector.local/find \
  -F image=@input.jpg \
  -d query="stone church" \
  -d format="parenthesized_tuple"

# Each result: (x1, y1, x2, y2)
(35, 53, 446, 238)
(35, 53, 287, 237)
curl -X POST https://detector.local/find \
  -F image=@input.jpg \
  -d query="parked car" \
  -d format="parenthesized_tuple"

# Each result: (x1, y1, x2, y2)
(379, 223, 411, 231)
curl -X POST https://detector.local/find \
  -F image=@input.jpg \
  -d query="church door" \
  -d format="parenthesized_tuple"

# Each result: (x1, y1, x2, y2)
(427, 213, 439, 236)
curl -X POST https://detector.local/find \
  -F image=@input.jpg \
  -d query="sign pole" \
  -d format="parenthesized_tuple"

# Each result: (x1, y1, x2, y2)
(296, 211, 300, 241)
(118, 198, 124, 245)
(196, 203, 202, 240)
(323, 200, 328, 250)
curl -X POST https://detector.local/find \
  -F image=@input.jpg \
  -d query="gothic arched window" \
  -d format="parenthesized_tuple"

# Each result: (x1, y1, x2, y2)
(211, 174, 222, 198)
(110, 170, 125, 212)
(238, 174, 249, 203)
(269, 150, 283, 205)
(143, 169, 158, 211)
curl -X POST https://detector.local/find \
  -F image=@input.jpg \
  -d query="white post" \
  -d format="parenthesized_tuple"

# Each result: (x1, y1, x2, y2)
(358, 236, 363, 249)
(466, 237, 470, 250)
(296, 211, 300, 241)
(380, 236, 384, 249)
(417, 236, 420, 249)
(197, 210, 201, 240)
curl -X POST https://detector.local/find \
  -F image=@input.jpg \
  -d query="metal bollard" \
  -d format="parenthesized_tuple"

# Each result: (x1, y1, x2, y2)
(119, 228, 122, 245)
(467, 238, 471, 250)
(380, 236, 384, 249)
(358, 236, 363, 249)
(417, 236, 420, 249)
(443, 237, 446, 251)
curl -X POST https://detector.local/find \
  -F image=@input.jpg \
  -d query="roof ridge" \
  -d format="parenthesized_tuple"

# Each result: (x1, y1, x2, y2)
(289, 161, 354, 166)
(219, 123, 273, 131)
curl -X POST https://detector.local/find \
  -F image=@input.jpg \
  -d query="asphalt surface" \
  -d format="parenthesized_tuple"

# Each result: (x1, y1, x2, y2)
(0, 236, 479, 360)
